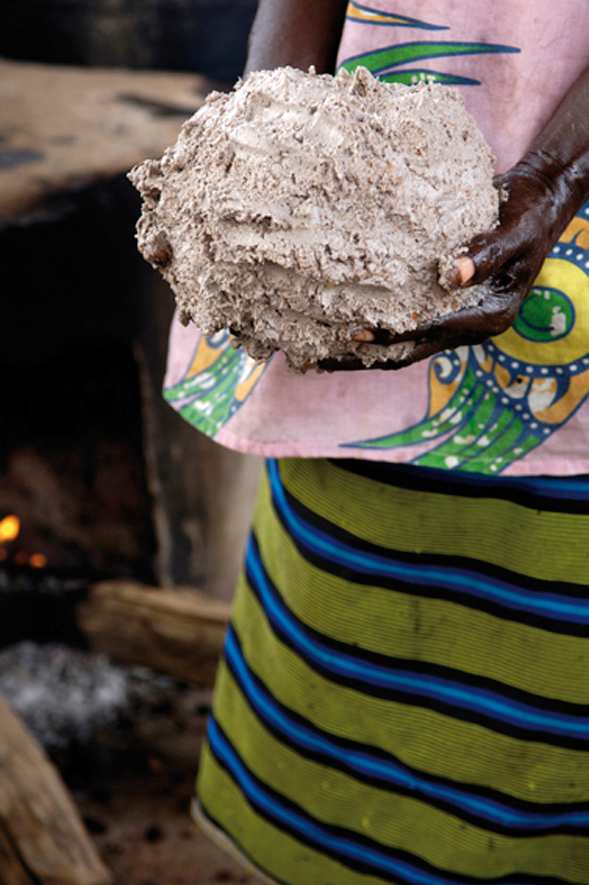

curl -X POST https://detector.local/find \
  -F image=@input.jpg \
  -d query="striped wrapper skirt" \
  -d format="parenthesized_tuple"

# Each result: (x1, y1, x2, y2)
(194, 457, 589, 884)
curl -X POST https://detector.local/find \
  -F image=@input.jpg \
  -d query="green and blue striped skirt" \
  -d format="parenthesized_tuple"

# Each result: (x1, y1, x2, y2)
(194, 458, 589, 884)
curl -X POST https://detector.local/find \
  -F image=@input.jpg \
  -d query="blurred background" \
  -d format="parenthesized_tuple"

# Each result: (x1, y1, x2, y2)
(0, 3, 263, 882)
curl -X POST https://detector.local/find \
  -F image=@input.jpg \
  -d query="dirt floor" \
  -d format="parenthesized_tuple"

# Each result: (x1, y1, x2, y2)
(77, 770, 256, 885)
(0, 641, 265, 884)
(72, 686, 265, 885)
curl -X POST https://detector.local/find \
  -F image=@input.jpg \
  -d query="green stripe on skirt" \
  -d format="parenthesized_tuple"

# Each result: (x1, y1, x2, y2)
(195, 458, 589, 884)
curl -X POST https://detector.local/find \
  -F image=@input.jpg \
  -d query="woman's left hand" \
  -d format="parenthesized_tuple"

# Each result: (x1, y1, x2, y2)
(319, 153, 582, 372)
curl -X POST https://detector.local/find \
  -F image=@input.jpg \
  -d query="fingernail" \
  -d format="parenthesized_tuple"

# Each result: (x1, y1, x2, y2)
(352, 329, 375, 343)
(454, 256, 476, 286)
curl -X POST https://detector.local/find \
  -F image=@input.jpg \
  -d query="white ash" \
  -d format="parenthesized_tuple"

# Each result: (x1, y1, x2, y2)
(0, 642, 171, 751)
(130, 66, 499, 371)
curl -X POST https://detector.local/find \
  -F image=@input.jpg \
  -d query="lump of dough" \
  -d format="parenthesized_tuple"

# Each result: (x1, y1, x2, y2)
(129, 66, 499, 371)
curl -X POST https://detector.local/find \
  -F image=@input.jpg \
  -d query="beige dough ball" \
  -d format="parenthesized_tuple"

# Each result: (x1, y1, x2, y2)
(130, 66, 499, 371)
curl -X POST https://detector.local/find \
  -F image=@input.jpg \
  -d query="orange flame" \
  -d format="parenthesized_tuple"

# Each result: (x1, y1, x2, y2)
(0, 515, 20, 544)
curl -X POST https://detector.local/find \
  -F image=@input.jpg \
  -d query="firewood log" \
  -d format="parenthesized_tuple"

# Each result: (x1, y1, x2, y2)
(0, 699, 111, 885)
(78, 581, 230, 686)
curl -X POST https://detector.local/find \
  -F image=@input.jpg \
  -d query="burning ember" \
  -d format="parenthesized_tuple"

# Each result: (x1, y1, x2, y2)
(0, 514, 48, 568)
(29, 552, 48, 568)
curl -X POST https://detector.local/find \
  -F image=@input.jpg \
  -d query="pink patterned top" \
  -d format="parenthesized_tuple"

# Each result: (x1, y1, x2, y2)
(164, 0, 589, 476)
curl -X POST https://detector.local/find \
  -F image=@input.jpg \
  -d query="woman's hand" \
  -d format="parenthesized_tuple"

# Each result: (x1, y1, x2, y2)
(320, 156, 583, 373)
(320, 66, 589, 373)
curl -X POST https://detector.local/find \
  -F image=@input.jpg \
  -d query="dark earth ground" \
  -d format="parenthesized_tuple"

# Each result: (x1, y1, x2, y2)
(77, 761, 254, 884)
(74, 686, 263, 885)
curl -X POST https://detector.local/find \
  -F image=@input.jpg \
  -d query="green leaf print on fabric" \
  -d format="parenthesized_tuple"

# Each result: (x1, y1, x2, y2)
(340, 40, 520, 84)
(164, 331, 268, 438)
(340, 5, 520, 86)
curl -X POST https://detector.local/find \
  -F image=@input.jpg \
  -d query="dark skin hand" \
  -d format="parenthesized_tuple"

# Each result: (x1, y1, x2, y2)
(322, 68, 589, 371)
(244, 2, 589, 372)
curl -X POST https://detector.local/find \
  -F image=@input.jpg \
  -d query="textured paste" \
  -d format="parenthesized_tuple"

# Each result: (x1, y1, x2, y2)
(130, 66, 499, 371)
